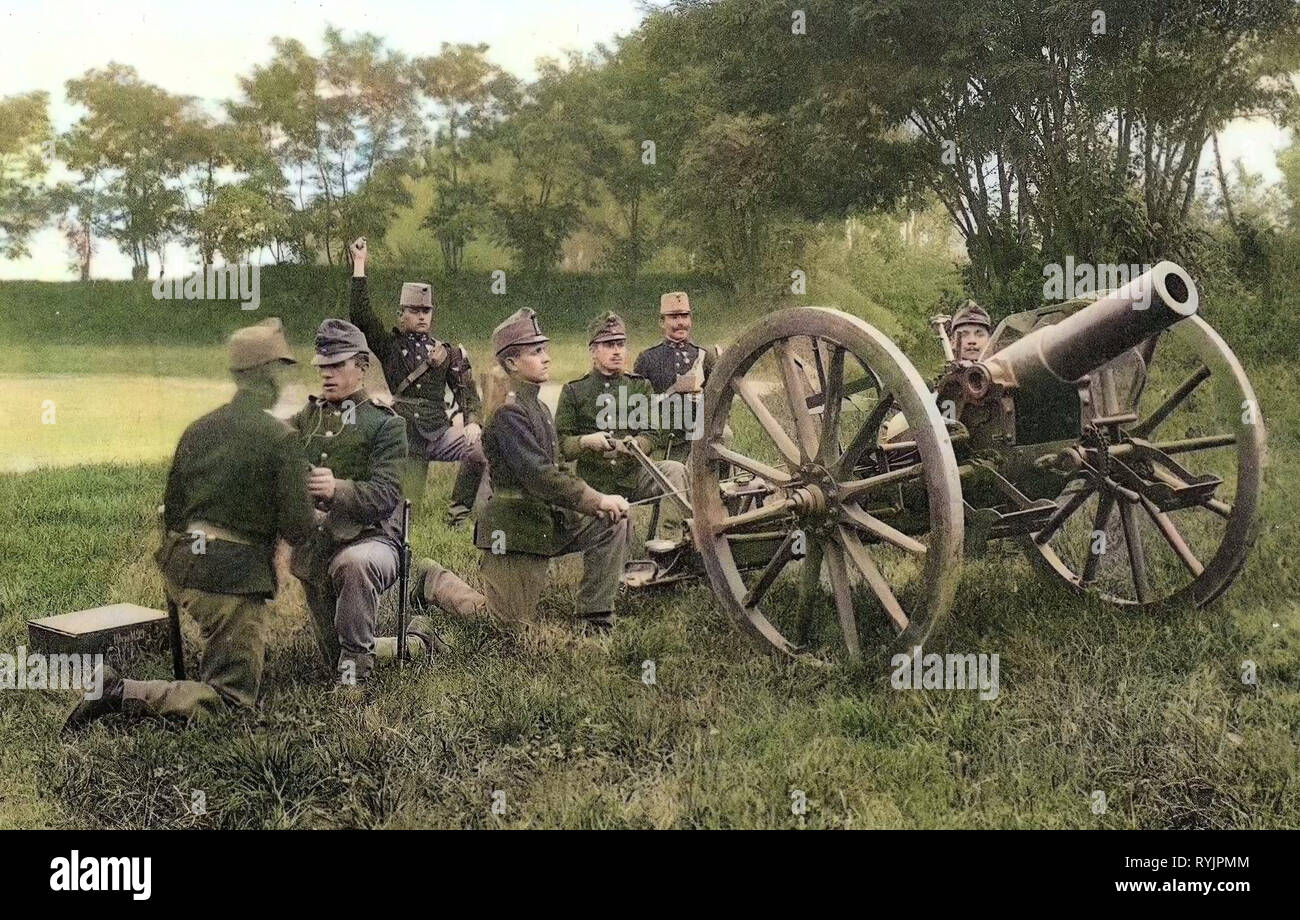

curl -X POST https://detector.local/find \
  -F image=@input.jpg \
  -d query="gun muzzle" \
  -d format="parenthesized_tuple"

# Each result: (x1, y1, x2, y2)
(982, 260, 1197, 389)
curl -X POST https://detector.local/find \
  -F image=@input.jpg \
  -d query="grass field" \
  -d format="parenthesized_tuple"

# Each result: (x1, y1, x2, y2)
(0, 274, 1296, 829)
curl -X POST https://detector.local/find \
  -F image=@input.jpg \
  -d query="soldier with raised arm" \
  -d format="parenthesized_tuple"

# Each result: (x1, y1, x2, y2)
(348, 237, 486, 527)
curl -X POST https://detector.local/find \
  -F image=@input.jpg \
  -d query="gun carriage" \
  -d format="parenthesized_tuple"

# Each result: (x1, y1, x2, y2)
(623, 262, 1264, 661)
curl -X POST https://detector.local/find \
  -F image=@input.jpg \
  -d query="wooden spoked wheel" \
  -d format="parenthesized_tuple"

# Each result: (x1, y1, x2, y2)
(688, 308, 964, 661)
(1026, 316, 1265, 608)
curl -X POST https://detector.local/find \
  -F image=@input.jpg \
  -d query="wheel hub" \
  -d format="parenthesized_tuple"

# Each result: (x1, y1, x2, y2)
(790, 463, 843, 526)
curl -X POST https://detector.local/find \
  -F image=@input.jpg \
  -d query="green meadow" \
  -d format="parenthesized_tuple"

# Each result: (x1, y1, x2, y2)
(0, 270, 1296, 829)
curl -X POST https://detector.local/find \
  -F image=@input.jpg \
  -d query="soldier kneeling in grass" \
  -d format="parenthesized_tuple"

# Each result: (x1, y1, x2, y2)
(67, 320, 317, 730)
(289, 319, 443, 685)
(554, 311, 688, 552)
(347, 237, 486, 527)
(409, 308, 631, 631)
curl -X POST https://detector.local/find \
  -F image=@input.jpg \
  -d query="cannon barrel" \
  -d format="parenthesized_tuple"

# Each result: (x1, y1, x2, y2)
(982, 260, 1198, 389)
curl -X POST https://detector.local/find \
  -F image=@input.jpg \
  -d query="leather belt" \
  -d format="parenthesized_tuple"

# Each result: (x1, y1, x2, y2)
(182, 520, 255, 546)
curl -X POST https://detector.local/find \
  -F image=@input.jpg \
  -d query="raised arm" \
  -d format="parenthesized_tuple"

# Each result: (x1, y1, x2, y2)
(347, 237, 391, 359)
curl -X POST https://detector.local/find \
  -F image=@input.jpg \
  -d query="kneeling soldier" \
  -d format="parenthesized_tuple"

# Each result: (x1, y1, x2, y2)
(67, 319, 316, 729)
(412, 309, 631, 630)
(555, 311, 687, 548)
(348, 237, 486, 526)
(290, 319, 438, 684)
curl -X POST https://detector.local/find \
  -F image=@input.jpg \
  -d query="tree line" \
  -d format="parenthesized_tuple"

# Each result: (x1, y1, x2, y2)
(1, 1, 1297, 311)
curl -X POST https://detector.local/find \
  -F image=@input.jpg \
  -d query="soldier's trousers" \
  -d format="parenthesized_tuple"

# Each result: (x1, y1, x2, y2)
(402, 424, 489, 510)
(628, 459, 687, 546)
(120, 580, 266, 720)
(300, 538, 398, 682)
(418, 514, 629, 625)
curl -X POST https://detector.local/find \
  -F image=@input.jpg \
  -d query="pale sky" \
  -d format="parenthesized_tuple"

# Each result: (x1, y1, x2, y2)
(0, 0, 1292, 280)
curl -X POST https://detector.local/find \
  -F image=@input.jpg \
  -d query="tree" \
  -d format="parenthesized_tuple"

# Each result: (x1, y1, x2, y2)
(414, 43, 513, 273)
(672, 113, 787, 291)
(61, 65, 191, 279)
(488, 57, 598, 274)
(811, 0, 1300, 306)
(646, 0, 1300, 308)
(229, 29, 420, 266)
(559, 37, 692, 278)
(0, 91, 54, 259)
(47, 184, 96, 280)
(172, 115, 246, 264)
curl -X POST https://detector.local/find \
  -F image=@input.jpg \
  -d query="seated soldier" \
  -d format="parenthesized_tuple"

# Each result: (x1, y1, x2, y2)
(409, 308, 631, 632)
(289, 319, 440, 684)
(555, 311, 687, 549)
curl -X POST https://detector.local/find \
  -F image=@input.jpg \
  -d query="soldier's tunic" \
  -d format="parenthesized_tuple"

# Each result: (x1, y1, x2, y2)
(348, 276, 486, 508)
(553, 370, 686, 542)
(288, 390, 408, 680)
(417, 380, 628, 625)
(125, 387, 316, 719)
(632, 338, 716, 455)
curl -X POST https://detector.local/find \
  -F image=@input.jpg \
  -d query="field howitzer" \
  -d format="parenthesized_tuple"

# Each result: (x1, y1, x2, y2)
(675, 261, 1264, 663)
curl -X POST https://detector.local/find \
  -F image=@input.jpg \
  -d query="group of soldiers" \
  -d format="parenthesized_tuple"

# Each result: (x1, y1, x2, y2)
(63, 234, 996, 731)
(65, 237, 717, 730)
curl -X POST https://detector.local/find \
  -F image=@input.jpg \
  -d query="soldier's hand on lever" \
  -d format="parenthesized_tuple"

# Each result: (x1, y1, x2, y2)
(605, 435, 636, 458)
(350, 237, 367, 277)
(463, 422, 482, 444)
(308, 466, 337, 501)
(579, 432, 615, 454)
(594, 492, 629, 522)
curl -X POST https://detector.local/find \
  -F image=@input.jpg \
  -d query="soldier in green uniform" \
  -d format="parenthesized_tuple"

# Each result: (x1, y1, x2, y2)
(632, 291, 716, 457)
(347, 238, 485, 526)
(949, 299, 992, 361)
(66, 319, 318, 729)
(289, 319, 439, 684)
(554, 311, 687, 547)
(408, 309, 632, 631)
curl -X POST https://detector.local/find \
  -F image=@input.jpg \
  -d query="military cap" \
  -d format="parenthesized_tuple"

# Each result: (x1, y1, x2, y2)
(229, 317, 296, 371)
(660, 291, 691, 316)
(312, 318, 370, 366)
(587, 311, 627, 344)
(400, 282, 435, 310)
(492, 308, 549, 355)
(951, 300, 992, 331)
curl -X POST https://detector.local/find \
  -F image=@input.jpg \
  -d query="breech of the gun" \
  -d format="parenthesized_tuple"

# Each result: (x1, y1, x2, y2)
(982, 260, 1198, 390)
